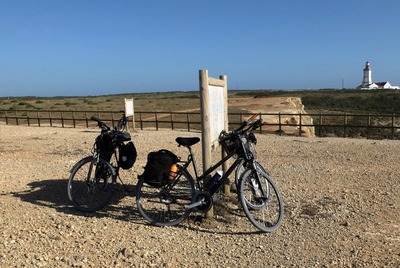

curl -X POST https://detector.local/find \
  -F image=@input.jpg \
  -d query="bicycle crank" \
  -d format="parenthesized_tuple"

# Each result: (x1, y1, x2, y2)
(184, 191, 213, 212)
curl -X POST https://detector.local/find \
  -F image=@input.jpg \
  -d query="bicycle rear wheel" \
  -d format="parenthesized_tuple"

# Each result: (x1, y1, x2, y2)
(136, 167, 195, 226)
(239, 168, 283, 232)
(68, 156, 116, 212)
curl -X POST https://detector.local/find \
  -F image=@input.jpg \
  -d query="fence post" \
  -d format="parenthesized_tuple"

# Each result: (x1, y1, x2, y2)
(85, 111, 89, 128)
(49, 111, 52, 127)
(37, 111, 40, 127)
(27, 110, 30, 126)
(5, 111, 8, 125)
(278, 112, 282, 136)
(72, 111, 76, 128)
(344, 113, 347, 138)
(186, 112, 190, 131)
(299, 113, 302, 136)
(392, 114, 395, 139)
(155, 112, 158, 130)
(139, 112, 143, 130)
(367, 113, 371, 139)
(319, 113, 322, 136)
(170, 112, 174, 130)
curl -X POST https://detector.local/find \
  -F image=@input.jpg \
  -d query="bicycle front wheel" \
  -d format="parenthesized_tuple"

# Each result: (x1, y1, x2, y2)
(239, 168, 283, 232)
(136, 167, 195, 226)
(68, 156, 116, 212)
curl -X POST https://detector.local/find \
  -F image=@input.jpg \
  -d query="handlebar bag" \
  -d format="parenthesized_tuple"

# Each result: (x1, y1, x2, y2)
(140, 149, 178, 187)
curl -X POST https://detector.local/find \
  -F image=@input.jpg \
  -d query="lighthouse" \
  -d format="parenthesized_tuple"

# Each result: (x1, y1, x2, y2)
(357, 61, 399, 89)
(361, 61, 372, 87)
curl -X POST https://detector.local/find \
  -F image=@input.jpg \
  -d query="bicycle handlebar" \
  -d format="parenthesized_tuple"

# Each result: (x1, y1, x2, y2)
(234, 117, 263, 133)
(219, 116, 263, 143)
(90, 116, 110, 131)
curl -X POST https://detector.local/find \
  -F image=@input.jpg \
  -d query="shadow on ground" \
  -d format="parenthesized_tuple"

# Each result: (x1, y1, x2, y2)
(11, 178, 264, 234)
(11, 178, 144, 223)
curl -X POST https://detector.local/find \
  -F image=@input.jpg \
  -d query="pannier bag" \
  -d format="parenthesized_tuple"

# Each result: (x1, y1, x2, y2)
(95, 133, 114, 162)
(140, 149, 179, 187)
(118, 142, 137, 170)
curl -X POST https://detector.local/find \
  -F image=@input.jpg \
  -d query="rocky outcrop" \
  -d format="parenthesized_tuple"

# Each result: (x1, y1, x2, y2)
(229, 97, 315, 137)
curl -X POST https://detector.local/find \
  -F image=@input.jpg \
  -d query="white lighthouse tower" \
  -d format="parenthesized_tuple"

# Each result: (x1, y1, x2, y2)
(361, 61, 372, 87)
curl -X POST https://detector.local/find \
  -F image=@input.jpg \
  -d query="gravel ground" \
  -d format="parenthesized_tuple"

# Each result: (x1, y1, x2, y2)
(0, 125, 399, 267)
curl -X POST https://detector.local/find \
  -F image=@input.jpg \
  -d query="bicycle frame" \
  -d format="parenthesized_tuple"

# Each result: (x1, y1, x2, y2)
(176, 142, 248, 196)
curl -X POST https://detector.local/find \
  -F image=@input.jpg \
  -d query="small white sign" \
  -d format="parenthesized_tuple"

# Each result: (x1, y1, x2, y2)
(125, 98, 134, 117)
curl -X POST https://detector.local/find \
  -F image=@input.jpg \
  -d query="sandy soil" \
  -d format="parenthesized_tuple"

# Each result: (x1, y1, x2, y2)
(0, 124, 399, 267)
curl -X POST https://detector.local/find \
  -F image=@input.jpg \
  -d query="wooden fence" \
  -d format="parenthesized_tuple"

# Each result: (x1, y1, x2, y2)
(1, 109, 400, 139)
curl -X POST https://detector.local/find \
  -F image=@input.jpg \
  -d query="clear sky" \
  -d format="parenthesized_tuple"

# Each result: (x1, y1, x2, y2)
(1, 0, 399, 97)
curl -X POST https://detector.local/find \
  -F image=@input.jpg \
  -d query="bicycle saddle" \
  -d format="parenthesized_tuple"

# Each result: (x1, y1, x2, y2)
(175, 137, 200, 146)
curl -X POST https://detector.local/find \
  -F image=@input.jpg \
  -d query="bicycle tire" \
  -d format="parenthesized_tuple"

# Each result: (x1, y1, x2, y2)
(239, 168, 284, 232)
(136, 166, 195, 226)
(68, 156, 116, 212)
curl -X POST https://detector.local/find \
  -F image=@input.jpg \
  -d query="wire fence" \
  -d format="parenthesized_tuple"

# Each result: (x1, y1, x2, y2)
(1, 109, 400, 139)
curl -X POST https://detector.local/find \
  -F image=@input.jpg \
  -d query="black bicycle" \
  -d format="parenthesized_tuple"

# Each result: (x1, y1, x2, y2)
(68, 114, 137, 212)
(136, 115, 284, 232)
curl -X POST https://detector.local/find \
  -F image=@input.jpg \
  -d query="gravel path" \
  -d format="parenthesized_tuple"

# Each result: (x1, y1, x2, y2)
(1, 125, 399, 267)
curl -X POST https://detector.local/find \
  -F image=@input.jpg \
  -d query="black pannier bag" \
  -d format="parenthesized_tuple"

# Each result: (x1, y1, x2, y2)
(140, 149, 179, 187)
(118, 141, 137, 170)
(95, 133, 114, 162)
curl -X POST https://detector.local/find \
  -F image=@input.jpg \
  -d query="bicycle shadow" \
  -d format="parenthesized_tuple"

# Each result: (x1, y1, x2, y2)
(11, 177, 144, 224)
(11, 178, 266, 235)
(176, 196, 265, 235)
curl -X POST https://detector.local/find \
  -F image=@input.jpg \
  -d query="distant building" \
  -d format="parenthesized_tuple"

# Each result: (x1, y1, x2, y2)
(357, 61, 399, 90)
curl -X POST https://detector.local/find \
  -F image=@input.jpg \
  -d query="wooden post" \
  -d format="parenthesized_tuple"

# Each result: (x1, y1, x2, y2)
(220, 74, 230, 196)
(391, 114, 395, 139)
(319, 113, 322, 136)
(85, 111, 88, 128)
(199, 70, 211, 176)
(199, 70, 213, 219)
(73, 111, 76, 128)
(139, 112, 143, 130)
(170, 112, 174, 130)
(299, 113, 302, 136)
(155, 112, 159, 130)
(186, 112, 190, 131)
(27, 110, 30, 126)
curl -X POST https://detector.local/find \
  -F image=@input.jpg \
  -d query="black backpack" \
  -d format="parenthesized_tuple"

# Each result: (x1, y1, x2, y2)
(140, 149, 179, 187)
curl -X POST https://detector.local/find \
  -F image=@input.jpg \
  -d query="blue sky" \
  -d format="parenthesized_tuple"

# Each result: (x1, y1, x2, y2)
(1, 0, 399, 97)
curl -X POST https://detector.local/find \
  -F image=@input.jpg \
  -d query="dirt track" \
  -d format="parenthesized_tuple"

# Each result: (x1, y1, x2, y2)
(0, 125, 399, 267)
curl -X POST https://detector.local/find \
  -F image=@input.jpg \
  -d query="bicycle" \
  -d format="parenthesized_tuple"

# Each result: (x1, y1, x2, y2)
(68, 113, 137, 212)
(136, 115, 284, 232)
